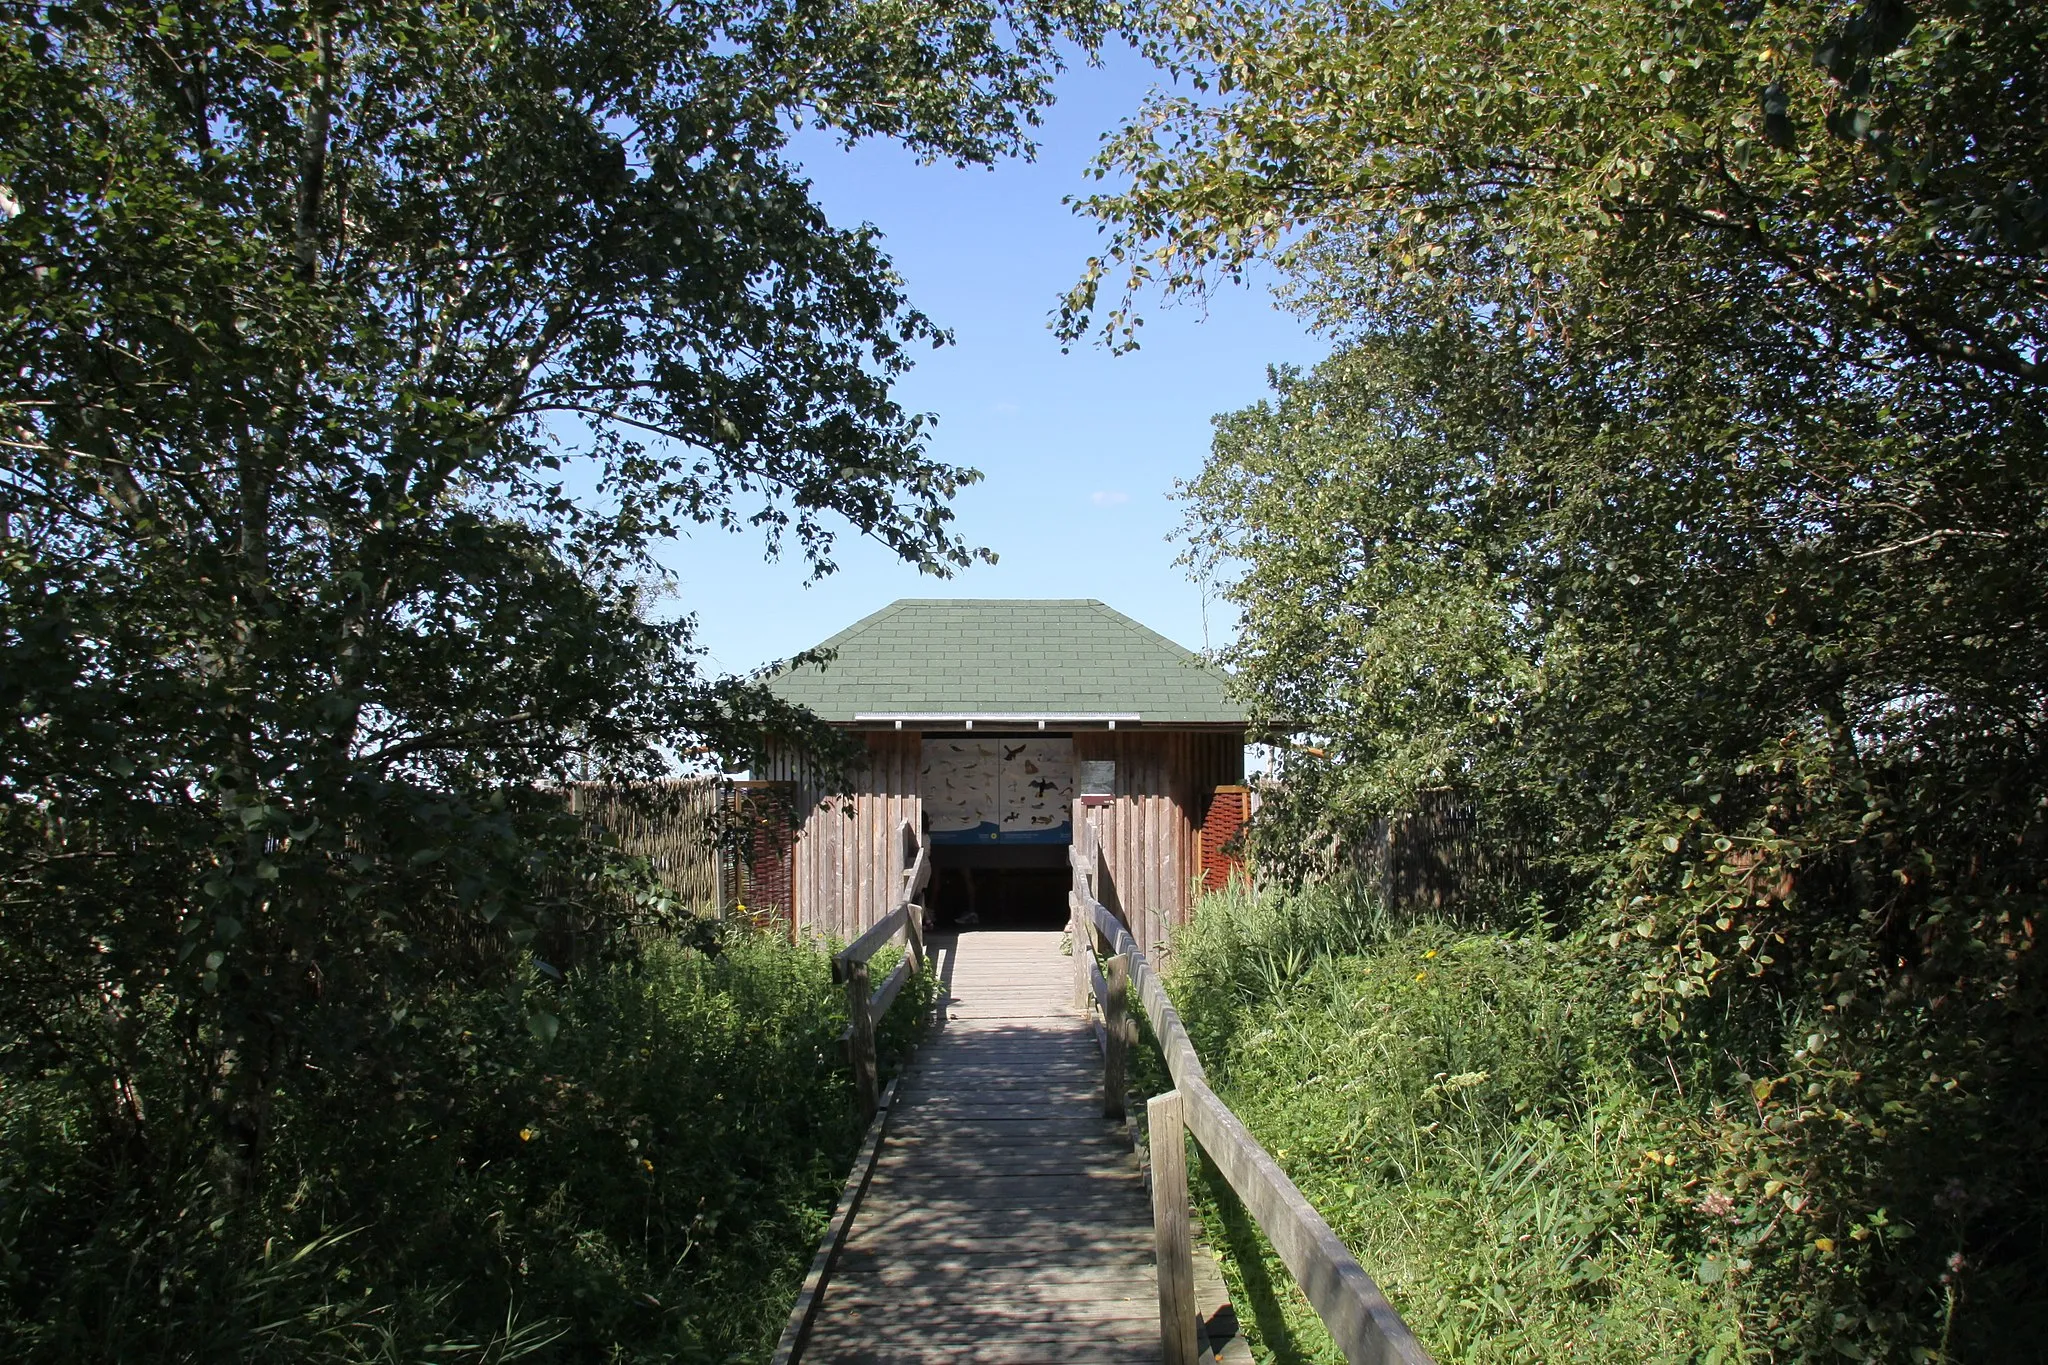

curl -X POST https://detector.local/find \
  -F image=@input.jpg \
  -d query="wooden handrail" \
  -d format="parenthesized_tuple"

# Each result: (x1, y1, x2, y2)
(903, 828, 931, 900)
(833, 902, 910, 979)
(1070, 838, 1434, 1365)
(1176, 1079, 1428, 1365)
(1087, 902, 1207, 1087)
(838, 820, 930, 1120)
(867, 951, 915, 1023)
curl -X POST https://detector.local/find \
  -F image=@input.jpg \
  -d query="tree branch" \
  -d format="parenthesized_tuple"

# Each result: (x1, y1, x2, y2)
(1839, 529, 2012, 564)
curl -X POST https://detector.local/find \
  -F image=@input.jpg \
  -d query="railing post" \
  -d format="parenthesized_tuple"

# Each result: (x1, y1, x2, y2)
(1103, 952, 1130, 1121)
(1072, 891, 1091, 1010)
(1149, 1090, 1199, 1365)
(845, 959, 878, 1121)
(1071, 803, 1095, 1010)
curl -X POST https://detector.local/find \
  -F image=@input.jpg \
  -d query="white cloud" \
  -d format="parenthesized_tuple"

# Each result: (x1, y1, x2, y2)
(1090, 490, 1130, 507)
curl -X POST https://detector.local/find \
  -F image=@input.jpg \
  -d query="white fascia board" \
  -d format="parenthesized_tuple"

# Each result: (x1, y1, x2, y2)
(851, 712, 1142, 724)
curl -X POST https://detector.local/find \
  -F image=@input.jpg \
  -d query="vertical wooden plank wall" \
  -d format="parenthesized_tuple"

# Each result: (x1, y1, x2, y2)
(771, 728, 1239, 949)
(763, 732, 923, 943)
(1074, 731, 1244, 958)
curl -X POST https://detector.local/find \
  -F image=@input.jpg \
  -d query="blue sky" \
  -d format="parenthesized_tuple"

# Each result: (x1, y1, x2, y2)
(650, 43, 1326, 676)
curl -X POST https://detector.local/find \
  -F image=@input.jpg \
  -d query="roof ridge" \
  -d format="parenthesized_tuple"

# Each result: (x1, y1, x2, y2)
(1082, 599, 1202, 664)
(795, 598, 912, 660)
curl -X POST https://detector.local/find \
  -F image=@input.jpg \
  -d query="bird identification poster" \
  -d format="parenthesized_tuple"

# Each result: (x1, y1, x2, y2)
(921, 737, 1074, 844)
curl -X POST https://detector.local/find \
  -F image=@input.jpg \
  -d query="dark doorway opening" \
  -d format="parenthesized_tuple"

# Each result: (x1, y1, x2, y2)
(926, 844, 1069, 931)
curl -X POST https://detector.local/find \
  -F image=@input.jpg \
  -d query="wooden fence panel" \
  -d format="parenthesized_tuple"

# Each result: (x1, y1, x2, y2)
(565, 777, 724, 909)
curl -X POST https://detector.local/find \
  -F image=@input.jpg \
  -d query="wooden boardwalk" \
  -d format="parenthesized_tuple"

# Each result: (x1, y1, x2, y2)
(801, 929, 1162, 1363)
(776, 821, 1422, 1365)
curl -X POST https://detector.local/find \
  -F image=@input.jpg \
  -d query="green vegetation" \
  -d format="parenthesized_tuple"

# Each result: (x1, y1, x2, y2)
(1067, 0, 2046, 1356)
(1, 929, 932, 1362)
(1164, 882, 2031, 1363)
(2, 0, 1084, 1356)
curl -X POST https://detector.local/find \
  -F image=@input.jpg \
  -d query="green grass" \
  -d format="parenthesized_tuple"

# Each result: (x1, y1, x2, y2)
(1148, 883, 1741, 1365)
(0, 929, 932, 1364)
(1135, 877, 2048, 1364)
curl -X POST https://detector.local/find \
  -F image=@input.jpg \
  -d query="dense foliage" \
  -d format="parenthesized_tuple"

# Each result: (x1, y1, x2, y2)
(2, 931, 933, 1361)
(0, 0, 1092, 1352)
(1068, 0, 2047, 1356)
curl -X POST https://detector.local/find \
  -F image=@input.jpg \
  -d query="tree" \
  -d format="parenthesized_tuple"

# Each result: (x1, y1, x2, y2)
(0, 0, 1103, 1214)
(1067, 0, 2046, 378)
(1080, 0, 2048, 1352)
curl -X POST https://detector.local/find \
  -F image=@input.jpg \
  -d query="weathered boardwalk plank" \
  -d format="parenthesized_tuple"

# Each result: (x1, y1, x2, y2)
(799, 929, 1162, 1363)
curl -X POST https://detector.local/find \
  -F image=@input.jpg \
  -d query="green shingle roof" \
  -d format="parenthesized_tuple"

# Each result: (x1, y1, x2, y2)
(765, 599, 1244, 725)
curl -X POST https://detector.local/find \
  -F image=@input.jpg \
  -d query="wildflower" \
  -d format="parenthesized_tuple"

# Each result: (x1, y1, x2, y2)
(519, 1127, 535, 1142)
(1423, 949, 1438, 959)
(1697, 1190, 1735, 1218)
(640, 1158, 655, 1172)
(1414, 970, 1427, 981)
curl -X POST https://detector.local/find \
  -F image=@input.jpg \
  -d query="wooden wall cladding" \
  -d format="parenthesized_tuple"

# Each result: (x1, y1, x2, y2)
(1072, 731, 1244, 959)
(763, 732, 923, 945)
(772, 729, 1241, 952)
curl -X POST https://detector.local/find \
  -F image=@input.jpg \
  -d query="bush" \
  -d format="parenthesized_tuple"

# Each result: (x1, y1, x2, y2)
(0, 929, 930, 1363)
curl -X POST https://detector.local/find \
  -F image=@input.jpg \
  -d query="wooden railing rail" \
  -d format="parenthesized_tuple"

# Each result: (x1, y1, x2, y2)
(1070, 836, 1435, 1365)
(834, 819, 932, 1119)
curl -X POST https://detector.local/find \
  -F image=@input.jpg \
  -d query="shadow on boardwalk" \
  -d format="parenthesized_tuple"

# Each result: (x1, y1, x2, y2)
(801, 930, 1160, 1364)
